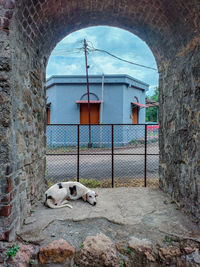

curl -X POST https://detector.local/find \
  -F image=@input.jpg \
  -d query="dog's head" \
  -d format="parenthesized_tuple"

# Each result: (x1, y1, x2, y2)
(82, 190, 98, 205)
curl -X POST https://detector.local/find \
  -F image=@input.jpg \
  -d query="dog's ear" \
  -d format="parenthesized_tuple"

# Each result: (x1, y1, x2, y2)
(82, 194, 87, 202)
(95, 192, 98, 197)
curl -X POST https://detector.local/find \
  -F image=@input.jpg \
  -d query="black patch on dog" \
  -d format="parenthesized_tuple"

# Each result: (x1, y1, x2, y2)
(69, 185, 77, 196)
(47, 195, 53, 199)
(44, 193, 48, 204)
(57, 183, 63, 189)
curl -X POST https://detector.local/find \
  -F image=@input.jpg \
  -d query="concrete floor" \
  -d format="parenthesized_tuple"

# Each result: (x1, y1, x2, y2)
(18, 188, 200, 248)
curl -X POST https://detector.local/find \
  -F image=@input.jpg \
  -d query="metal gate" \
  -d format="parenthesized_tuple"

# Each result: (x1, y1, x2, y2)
(46, 124, 159, 188)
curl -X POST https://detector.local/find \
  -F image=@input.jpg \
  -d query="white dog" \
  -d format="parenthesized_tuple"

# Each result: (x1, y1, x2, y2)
(44, 181, 98, 209)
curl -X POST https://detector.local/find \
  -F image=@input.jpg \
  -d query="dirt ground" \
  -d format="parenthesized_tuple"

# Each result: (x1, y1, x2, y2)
(18, 188, 200, 249)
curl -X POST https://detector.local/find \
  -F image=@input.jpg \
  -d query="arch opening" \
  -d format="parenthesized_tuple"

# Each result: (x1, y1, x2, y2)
(0, 0, 199, 241)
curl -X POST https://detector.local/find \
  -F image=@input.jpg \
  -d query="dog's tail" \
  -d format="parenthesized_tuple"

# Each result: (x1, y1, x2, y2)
(46, 199, 72, 209)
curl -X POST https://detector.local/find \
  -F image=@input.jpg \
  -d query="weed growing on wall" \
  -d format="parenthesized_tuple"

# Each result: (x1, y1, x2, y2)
(6, 244, 20, 259)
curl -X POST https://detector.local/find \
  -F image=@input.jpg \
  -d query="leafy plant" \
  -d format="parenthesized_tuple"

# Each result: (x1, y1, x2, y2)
(127, 247, 132, 254)
(120, 260, 124, 267)
(165, 236, 172, 243)
(6, 243, 20, 259)
(129, 139, 137, 145)
(48, 181, 54, 188)
(146, 87, 159, 122)
(45, 163, 49, 177)
(29, 259, 34, 265)
(30, 208, 35, 213)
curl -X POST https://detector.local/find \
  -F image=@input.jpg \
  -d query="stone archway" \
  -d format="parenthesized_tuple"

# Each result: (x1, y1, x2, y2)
(0, 0, 199, 241)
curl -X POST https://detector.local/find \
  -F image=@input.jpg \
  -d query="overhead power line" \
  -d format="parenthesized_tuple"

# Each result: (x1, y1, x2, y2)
(51, 40, 158, 71)
(91, 48, 157, 71)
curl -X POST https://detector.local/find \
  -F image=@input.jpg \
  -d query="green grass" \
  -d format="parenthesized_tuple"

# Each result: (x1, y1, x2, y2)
(74, 178, 100, 188)
(46, 145, 90, 154)
(47, 177, 159, 189)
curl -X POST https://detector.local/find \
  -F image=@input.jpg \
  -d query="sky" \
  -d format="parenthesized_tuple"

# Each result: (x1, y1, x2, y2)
(46, 26, 158, 96)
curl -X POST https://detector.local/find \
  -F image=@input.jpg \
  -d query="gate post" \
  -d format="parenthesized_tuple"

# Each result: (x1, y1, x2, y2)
(77, 125, 80, 182)
(144, 125, 147, 187)
(111, 124, 114, 188)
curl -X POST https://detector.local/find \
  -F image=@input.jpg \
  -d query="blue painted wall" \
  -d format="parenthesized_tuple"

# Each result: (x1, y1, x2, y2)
(46, 75, 148, 147)
(46, 74, 148, 124)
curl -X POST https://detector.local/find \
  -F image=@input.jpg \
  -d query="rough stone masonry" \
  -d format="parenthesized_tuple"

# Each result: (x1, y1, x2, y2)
(0, 0, 200, 241)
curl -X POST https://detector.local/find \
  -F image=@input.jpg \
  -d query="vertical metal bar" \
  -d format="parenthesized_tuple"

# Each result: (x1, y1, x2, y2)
(84, 39, 92, 148)
(144, 124, 147, 187)
(111, 124, 114, 188)
(77, 124, 80, 182)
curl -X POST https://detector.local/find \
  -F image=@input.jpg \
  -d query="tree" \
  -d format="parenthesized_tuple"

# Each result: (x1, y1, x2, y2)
(146, 88, 159, 122)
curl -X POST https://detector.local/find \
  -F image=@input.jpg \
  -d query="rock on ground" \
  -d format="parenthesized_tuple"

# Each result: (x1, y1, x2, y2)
(8, 244, 35, 267)
(128, 236, 156, 263)
(128, 236, 153, 252)
(75, 233, 120, 267)
(39, 239, 75, 265)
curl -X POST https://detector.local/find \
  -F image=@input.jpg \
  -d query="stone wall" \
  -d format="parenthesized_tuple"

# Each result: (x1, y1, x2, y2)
(159, 42, 200, 222)
(0, 0, 47, 241)
(0, 0, 199, 240)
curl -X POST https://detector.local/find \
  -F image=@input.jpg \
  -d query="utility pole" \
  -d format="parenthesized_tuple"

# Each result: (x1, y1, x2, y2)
(83, 39, 92, 148)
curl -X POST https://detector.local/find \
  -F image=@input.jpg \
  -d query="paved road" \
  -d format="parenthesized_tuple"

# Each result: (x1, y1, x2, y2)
(46, 143, 159, 182)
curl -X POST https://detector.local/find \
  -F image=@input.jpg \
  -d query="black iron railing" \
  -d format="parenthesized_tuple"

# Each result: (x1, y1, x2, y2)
(46, 124, 159, 188)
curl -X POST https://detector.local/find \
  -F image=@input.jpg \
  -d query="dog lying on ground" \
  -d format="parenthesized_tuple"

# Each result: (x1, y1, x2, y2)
(44, 181, 98, 209)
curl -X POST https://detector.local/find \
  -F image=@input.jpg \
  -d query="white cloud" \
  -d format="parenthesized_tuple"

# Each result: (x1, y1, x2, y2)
(46, 60, 81, 78)
(146, 85, 158, 97)
(46, 26, 159, 87)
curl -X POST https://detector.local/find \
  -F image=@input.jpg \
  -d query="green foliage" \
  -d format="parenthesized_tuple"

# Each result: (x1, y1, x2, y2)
(146, 107, 158, 122)
(45, 163, 49, 176)
(120, 260, 125, 267)
(129, 139, 137, 144)
(146, 87, 159, 122)
(48, 181, 54, 188)
(6, 244, 20, 259)
(164, 236, 172, 243)
(127, 247, 132, 254)
(151, 87, 159, 102)
(29, 259, 34, 265)
(30, 208, 35, 213)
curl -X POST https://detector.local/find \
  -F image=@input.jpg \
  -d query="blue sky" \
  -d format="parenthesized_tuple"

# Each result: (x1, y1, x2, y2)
(46, 26, 158, 96)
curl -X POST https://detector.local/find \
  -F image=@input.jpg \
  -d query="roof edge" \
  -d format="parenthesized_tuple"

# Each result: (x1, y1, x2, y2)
(46, 74, 149, 87)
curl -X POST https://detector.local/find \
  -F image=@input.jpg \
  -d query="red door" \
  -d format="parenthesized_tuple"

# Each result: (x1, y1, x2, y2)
(132, 107, 138, 124)
(80, 104, 99, 124)
(46, 108, 50, 124)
